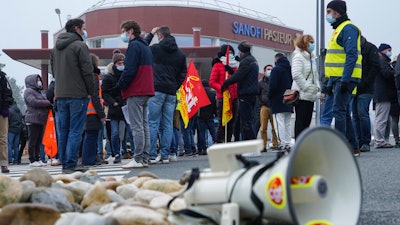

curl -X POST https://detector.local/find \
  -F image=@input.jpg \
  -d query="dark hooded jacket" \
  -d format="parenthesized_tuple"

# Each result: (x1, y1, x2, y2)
(374, 53, 397, 103)
(357, 38, 379, 95)
(0, 71, 13, 111)
(102, 65, 125, 121)
(8, 103, 23, 134)
(50, 32, 94, 99)
(24, 74, 51, 125)
(145, 34, 187, 95)
(268, 57, 293, 114)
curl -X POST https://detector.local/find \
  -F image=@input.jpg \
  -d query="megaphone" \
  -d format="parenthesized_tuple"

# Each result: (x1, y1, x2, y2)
(183, 126, 362, 225)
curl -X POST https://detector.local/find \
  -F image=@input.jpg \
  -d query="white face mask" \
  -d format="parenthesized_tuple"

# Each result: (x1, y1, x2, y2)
(37, 81, 43, 88)
(266, 70, 271, 77)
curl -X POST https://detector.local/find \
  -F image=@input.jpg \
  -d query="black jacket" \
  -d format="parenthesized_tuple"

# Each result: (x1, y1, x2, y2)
(224, 52, 259, 97)
(268, 57, 293, 114)
(258, 76, 270, 107)
(86, 68, 106, 131)
(374, 54, 397, 103)
(198, 81, 216, 120)
(358, 39, 379, 95)
(145, 34, 187, 95)
(101, 66, 125, 121)
(8, 103, 23, 134)
(0, 71, 13, 111)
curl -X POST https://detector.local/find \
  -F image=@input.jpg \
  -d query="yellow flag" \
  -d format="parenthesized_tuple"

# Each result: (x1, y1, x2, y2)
(222, 89, 232, 126)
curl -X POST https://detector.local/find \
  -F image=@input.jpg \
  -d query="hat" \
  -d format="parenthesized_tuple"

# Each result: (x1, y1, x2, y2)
(220, 44, 235, 56)
(112, 53, 125, 64)
(327, 0, 347, 15)
(378, 43, 392, 52)
(238, 42, 251, 53)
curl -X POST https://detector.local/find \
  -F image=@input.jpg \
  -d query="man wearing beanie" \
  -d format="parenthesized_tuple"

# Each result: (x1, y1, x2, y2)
(102, 50, 129, 164)
(325, 0, 362, 156)
(374, 43, 396, 149)
(221, 40, 259, 140)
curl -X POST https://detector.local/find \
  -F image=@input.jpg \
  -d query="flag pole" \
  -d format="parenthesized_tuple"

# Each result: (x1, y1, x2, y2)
(224, 45, 230, 143)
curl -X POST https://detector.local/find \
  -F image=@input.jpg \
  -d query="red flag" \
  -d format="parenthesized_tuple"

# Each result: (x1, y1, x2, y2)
(178, 60, 211, 128)
(42, 110, 58, 158)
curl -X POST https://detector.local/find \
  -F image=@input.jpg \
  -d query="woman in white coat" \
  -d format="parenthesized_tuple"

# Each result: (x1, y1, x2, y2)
(291, 34, 321, 139)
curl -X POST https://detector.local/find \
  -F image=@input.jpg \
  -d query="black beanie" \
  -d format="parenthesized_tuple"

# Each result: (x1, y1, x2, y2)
(378, 43, 392, 52)
(327, 0, 347, 15)
(219, 44, 235, 56)
(238, 42, 251, 53)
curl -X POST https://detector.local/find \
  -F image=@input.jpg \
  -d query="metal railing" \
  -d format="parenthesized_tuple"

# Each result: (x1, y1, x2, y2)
(86, 0, 284, 25)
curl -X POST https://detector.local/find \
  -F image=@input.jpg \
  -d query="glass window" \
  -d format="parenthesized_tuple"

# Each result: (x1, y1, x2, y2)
(104, 37, 119, 48)
(92, 39, 102, 48)
(175, 36, 193, 47)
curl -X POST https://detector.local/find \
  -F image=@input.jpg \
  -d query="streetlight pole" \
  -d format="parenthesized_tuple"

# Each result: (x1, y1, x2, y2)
(315, 0, 325, 125)
(55, 8, 62, 28)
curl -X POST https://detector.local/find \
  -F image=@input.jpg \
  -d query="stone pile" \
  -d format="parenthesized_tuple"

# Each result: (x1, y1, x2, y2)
(0, 168, 220, 225)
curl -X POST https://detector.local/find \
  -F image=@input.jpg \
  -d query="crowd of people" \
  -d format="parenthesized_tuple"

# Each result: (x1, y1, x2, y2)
(2, 0, 400, 174)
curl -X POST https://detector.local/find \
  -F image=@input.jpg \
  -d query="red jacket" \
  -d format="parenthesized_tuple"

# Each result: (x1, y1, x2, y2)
(209, 61, 238, 99)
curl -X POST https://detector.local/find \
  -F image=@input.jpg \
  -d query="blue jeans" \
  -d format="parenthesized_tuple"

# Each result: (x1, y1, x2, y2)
(181, 117, 196, 154)
(82, 130, 99, 165)
(332, 79, 357, 137)
(110, 120, 125, 157)
(197, 118, 216, 152)
(7, 132, 20, 163)
(352, 93, 372, 147)
(148, 92, 176, 160)
(170, 127, 179, 156)
(97, 123, 104, 156)
(125, 124, 135, 152)
(238, 96, 256, 140)
(56, 98, 89, 169)
(320, 93, 334, 126)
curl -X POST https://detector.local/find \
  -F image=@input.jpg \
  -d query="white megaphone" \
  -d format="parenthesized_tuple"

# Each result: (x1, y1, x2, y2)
(183, 126, 362, 225)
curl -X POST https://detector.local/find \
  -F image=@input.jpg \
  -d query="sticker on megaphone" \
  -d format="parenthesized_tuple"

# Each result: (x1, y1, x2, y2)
(305, 220, 333, 225)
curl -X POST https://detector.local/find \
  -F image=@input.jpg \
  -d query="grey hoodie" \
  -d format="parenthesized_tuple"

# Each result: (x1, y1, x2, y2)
(24, 74, 51, 125)
(50, 32, 94, 98)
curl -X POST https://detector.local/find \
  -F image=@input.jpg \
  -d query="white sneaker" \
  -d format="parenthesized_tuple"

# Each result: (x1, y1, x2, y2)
(169, 154, 178, 162)
(121, 160, 144, 169)
(29, 161, 42, 167)
(162, 159, 170, 164)
(150, 155, 161, 164)
(51, 159, 61, 166)
(39, 161, 47, 167)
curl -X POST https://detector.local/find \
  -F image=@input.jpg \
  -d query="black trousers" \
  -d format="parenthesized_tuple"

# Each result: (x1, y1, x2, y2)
(27, 124, 45, 163)
(294, 100, 314, 139)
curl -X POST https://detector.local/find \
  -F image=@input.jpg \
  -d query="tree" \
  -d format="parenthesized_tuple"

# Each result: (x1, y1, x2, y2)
(6, 76, 26, 114)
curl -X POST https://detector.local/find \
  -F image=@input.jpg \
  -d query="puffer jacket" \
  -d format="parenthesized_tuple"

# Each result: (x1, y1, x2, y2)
(24, 74, 51, 125)
(209, 59, 238, 99)
(291, 47, 321, 102)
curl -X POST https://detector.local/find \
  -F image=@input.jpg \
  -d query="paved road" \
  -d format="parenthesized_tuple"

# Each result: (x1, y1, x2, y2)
(8, 146, 400, 225)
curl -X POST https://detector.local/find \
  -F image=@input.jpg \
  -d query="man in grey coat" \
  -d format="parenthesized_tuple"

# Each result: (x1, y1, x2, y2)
(50, 18, 94, 174)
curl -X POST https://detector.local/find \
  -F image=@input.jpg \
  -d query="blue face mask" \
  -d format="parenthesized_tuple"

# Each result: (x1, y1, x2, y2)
(266, 70, 271, 77)
(116, 65, 125, 71)
(326, 14, 336, 24)
(81, 30, 88, 41)
(308, 43, 315, 52)
(120, 32, 130, 43)
(386, 51, 392, 58)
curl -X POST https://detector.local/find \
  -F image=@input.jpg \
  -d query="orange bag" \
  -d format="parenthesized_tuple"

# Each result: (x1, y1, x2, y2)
(42, 110, 58, 158)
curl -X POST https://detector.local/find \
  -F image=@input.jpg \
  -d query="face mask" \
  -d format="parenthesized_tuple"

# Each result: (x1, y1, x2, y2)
(386, 51, 392, 58)
(326, 13, 336, 24)
(308, 43, 315, 52)
(37, 81, 42, 88)
(266, 70, 271, 77)
(120, 32, 130, 43)
(81, 30, 88, 41)
(229, 53, 235, 60)
(116, 65, 125, 71)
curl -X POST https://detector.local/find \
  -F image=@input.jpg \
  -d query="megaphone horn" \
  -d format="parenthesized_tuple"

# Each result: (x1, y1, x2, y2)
(183, 126, 362, 225)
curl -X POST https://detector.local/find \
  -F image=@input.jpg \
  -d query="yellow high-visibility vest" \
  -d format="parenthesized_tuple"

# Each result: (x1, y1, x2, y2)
(325, 21, 362, 79)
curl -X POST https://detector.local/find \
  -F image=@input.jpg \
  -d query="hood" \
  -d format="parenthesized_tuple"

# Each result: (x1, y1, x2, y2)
(55, 32, 82, 50)
(25, 74, 41, 89)
(220, 55, 239, 68)
(276, 57, 291, 69)
(159, 35, 179, 53)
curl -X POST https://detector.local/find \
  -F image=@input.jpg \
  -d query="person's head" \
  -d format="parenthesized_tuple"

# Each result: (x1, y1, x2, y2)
(378, 43, 392, 58)
(326, 0, 347, 24)
(90, 53, 99, 68)
(112, 52, 125, 71)
(263, 64, 273, 77)
(274, 53, 285, 63)
(36, 75, 43, 89)
(295, 34, 315, 53)
(238, 40, 251, 57)
(156, 26, 170, 41)
(120, 20, 141, 43)
(218, 44, 235, 58)
(65, 18, 87, 40)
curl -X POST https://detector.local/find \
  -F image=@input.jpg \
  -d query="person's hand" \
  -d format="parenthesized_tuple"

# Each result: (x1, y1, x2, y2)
(224, 65, 234, 74)
(151, 27, 159, 35)
(113, 102, 119, 107)
(221, 83, 229, 93)
(1, 108, 9, 117)
(340, 82, 348, 93)
(100, 117, 107, 123)
(234, 55, 240, 61)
